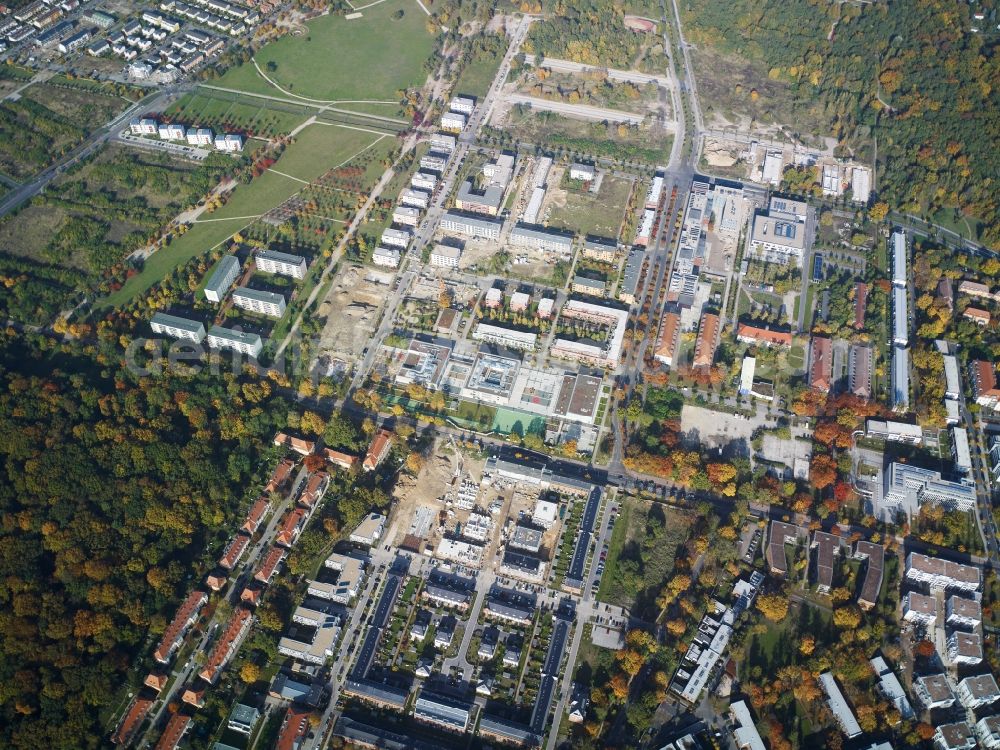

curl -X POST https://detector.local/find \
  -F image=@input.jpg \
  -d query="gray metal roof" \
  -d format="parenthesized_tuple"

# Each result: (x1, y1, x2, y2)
(204, 255, 240, 294)
(233, 287, 285, 305)
(207, 326, 263, 347)
(256, 249, 306, 266)
(151, 312, 205, 334)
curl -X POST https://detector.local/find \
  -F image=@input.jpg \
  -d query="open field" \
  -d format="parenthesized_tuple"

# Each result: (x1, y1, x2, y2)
(163, 90, 307, 138)
(454, 42, 507, 99)
(100, 124, 390, 308)
(217, 0, 435, 106)
(0, 144, 222, 271)
(545, 169, 633, 239)
(597, 497, 692, 613)
(492, 108, 671, 164)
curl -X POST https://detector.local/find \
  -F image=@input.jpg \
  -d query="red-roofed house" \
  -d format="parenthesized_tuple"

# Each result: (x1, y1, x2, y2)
(254, 546, 287, 584)
(971, 360, 1000, 408)
(206, 572, 227, 592)
(854, 282, 868, 329)
(693, 313, 720, 369)
(219, 534, 251, 571)
(736, 323, 792, 348)
(265, 458, 296, 494)
(653, 311, 681, 366)
(144, 672, 168, 693)
(324, 448, 357, 470)
(276, 707, 310, 750)
(964, 307, 991, 327)
(199, 607, 253, 684)
(273, 432, 316, 456)
(363, 430, 393, 472)
(809, 336, 833, 393)
(297, 472, 328, 509)
(241, 584, 263, 607)
(242, 497, 270, 535)
(112, 697, 154, 745)
(153, 590, 208, 664)
(154, 713, 191, 750)
(276, 508, 306, 548)
(181, 686, 206, 708)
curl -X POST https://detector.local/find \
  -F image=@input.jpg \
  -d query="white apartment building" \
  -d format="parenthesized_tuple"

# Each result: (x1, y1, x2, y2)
(569, 162, 596, 181)
(255, 249, 306, 279)
(472, 323, 537, 351)
(232, 287, 286, 318)
(214, 133, 244, 152)
(372, 246, 401, 268)
(915, 674, 956, 710)
(206, 326, 263, 358)
(411, 172, 437, 192)
(957, 674, 1000, 709)
(449, 95, 475, 114)
(948, 631, 983, 665)
(440, 211, 502, 240)
(430, 244, 461, 268)
(381, 228, 411, 249)
(186, 127, 214, 146)
(130, 117, 158, 135)
(158, 123, 186, 140)
(399, 188, 430, 209)
(509, 223, 574, 255)
(905, 552, 981, 592)
(748, 196, 810, 265)
(203, 255, 240, 303)
(902, 591, 937, 626)
(150, 312, 206, 343)
(440, 111, 467, 132)
(392, 206, 421, 226)
(977, 716, 1000, 750)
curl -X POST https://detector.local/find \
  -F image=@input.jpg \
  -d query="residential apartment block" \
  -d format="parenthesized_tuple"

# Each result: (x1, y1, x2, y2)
(203, 255, 240, 302)
(232, 287, 286, 318)
(255, 249, 306, 279)
(150, 312, 206, 343)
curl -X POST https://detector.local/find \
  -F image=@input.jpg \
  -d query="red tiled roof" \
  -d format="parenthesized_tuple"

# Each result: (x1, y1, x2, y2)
(298, 472, 326, 509)
(363, 430, 393, 471)
(964, 306, 991, 324)
(276, 508, 306, 548)
(693, 313, 720, 368)
(274, 432, 315, 456)
(324, 449, 357, 470)
(144, 672, 168, 692)
(112, 697, 154, 745)
(265, 458, 296, 494)
(854, 282, 867, 329)
(153, 590, 208, 664)
(255, 545, 287, 583)
(972, 360, 1000, 399)
(242, 497, 270, 535)
(181, 687, 205, 707)
(275, 707, 310, 750)
(153, 713, 191, 750)
(199, 607, 253, 684)
(809, 336, 833, 392)
(654, 311, 680, 364)
(219, 534, 251, 570)
(205, 573, 227, 592)
(241, 585, 263, 606)
(736, 323, 792, 347)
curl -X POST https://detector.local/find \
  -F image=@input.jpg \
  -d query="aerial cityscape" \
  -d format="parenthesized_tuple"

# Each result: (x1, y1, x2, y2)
(0, 0, 998, 749)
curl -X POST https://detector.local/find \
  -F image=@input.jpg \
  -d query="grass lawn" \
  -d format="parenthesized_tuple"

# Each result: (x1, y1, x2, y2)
(218, 0, 436, 104)
(548, 174, 633, 239)
(100, 124, 384, 309)
(165, 91, 307, 138)
(454, 45, 507, 99)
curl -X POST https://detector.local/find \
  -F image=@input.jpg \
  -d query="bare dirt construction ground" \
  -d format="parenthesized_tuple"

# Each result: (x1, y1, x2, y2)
(315, 264, 391, 360)
(456, 237, 506, 274)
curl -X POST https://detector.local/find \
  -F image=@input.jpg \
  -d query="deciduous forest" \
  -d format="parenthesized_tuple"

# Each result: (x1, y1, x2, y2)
(682, 0, 1000, 249)
(0, 330, 290, 748)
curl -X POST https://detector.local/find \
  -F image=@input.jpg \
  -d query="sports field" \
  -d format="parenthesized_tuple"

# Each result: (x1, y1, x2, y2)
(101, 124, 391, 308)
(217, 1, 435, 104)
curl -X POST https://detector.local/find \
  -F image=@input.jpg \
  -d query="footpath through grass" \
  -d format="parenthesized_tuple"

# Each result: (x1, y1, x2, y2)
(217, 0, 435, 103)
(100, 124, 386, 309)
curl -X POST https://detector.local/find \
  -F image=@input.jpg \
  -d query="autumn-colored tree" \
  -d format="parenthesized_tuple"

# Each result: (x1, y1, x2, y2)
(303, 454, 325, 472)
(617, 648, 644, 677)
(239, 662, 260, 683)
(609, 673, 629, 701)
(914, 640, 936, 658)
(810, 454, 837, 490)
(832, 606, 862, 629)
(756, 594, 789, 622)
(798, 634, 815, 656)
